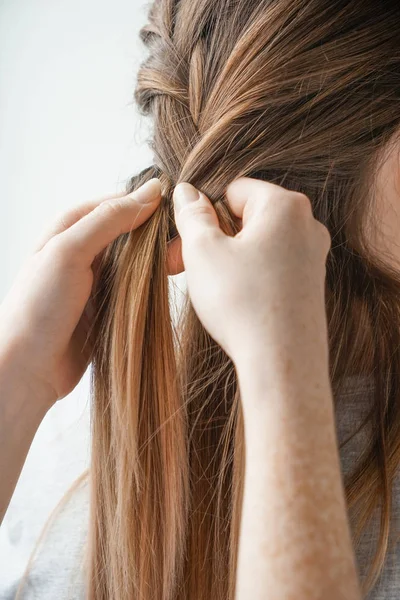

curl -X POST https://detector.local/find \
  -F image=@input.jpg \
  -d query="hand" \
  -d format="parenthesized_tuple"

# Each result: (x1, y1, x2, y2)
(172, 177, 331, 370)
(0, 178, 169, 408)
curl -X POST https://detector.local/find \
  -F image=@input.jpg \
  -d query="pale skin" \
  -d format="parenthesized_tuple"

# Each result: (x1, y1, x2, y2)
(0, 175, 361, 598)
(173, 178, 361, 600)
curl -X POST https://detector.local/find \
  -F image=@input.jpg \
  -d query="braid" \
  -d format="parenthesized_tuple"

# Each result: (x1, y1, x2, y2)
(188, 38, 206, 130)
(87, 2, 400, 598)
(135, 2, 202, 175)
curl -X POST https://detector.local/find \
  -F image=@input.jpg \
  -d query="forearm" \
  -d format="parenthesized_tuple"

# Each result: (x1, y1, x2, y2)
(234, 357, 361, 600)
(0, 350, 50, 523)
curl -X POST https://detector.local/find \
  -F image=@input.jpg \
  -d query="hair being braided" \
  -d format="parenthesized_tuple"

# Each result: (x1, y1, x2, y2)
(88, 1, 400, 598)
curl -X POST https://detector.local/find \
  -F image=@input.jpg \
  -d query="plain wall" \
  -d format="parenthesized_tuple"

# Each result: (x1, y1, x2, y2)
(0, 0, 185, 588)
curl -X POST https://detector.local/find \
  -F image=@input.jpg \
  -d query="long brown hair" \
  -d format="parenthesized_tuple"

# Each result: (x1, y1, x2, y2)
(87, 1, 400, 598)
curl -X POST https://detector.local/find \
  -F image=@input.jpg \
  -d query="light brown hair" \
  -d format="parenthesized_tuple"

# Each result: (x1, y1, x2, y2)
(79, 1, 400, 598)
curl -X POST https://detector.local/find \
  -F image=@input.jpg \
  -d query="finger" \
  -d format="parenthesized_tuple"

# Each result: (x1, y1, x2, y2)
(167, 236, 184, 275)
(224, 176, 298, 234)
(173, 182, 225, 245)
(50, 178, 162, 265)
(315, 219, 332, 256)
(34, 189, 130, 252)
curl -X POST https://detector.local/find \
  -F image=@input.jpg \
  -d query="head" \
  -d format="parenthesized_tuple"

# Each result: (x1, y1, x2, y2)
(88, 1, 400, 598)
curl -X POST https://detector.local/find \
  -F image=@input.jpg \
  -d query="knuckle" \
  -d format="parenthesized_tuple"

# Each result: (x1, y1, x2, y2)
(191, 227, 217, 247)
(290, 192, 312, 214)
(42, 235, 68, 260)
(256, 190, 312, 228)
(183, 201, 213, 219)
(316, 221, 332, 250)
(43, 235, 78, 267)
(56, 213, 70, 232)
(95, 199, 125, 217)
(271, 192, 313, 228)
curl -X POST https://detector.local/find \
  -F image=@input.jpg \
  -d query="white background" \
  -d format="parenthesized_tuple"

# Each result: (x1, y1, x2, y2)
(0, 0, 185, 588)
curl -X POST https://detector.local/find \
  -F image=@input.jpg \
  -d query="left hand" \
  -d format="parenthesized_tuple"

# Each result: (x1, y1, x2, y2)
(0, 178, 169, 407)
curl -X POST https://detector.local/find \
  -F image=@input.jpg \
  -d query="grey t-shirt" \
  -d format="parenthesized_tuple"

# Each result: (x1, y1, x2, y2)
(3, 374, 400, 599)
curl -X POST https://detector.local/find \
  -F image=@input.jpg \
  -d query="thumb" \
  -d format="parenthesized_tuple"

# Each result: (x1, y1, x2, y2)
(173, 182, 224, 244)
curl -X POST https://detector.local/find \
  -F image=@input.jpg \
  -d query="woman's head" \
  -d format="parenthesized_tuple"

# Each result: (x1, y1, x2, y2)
(88, 2, 400, 598)
(136, 0, 400, 265)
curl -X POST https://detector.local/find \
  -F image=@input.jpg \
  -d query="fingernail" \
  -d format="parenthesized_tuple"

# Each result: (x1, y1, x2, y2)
(129, 178, 161, 203)
(174, 182, 200, 211)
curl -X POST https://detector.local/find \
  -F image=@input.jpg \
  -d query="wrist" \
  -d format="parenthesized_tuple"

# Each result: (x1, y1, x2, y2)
(232, 307, 330, 377)
(235, 354, 339, 484)
(0, 342, 56, 417)
(234, 346, 332, 415)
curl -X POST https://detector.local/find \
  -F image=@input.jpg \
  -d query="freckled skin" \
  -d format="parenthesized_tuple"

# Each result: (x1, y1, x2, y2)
(235, 365, 361, 600)
(172, 177, 361, 599)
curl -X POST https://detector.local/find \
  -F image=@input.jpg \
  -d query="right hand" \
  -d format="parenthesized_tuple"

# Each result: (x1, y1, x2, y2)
(172, 177, 331, 370)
